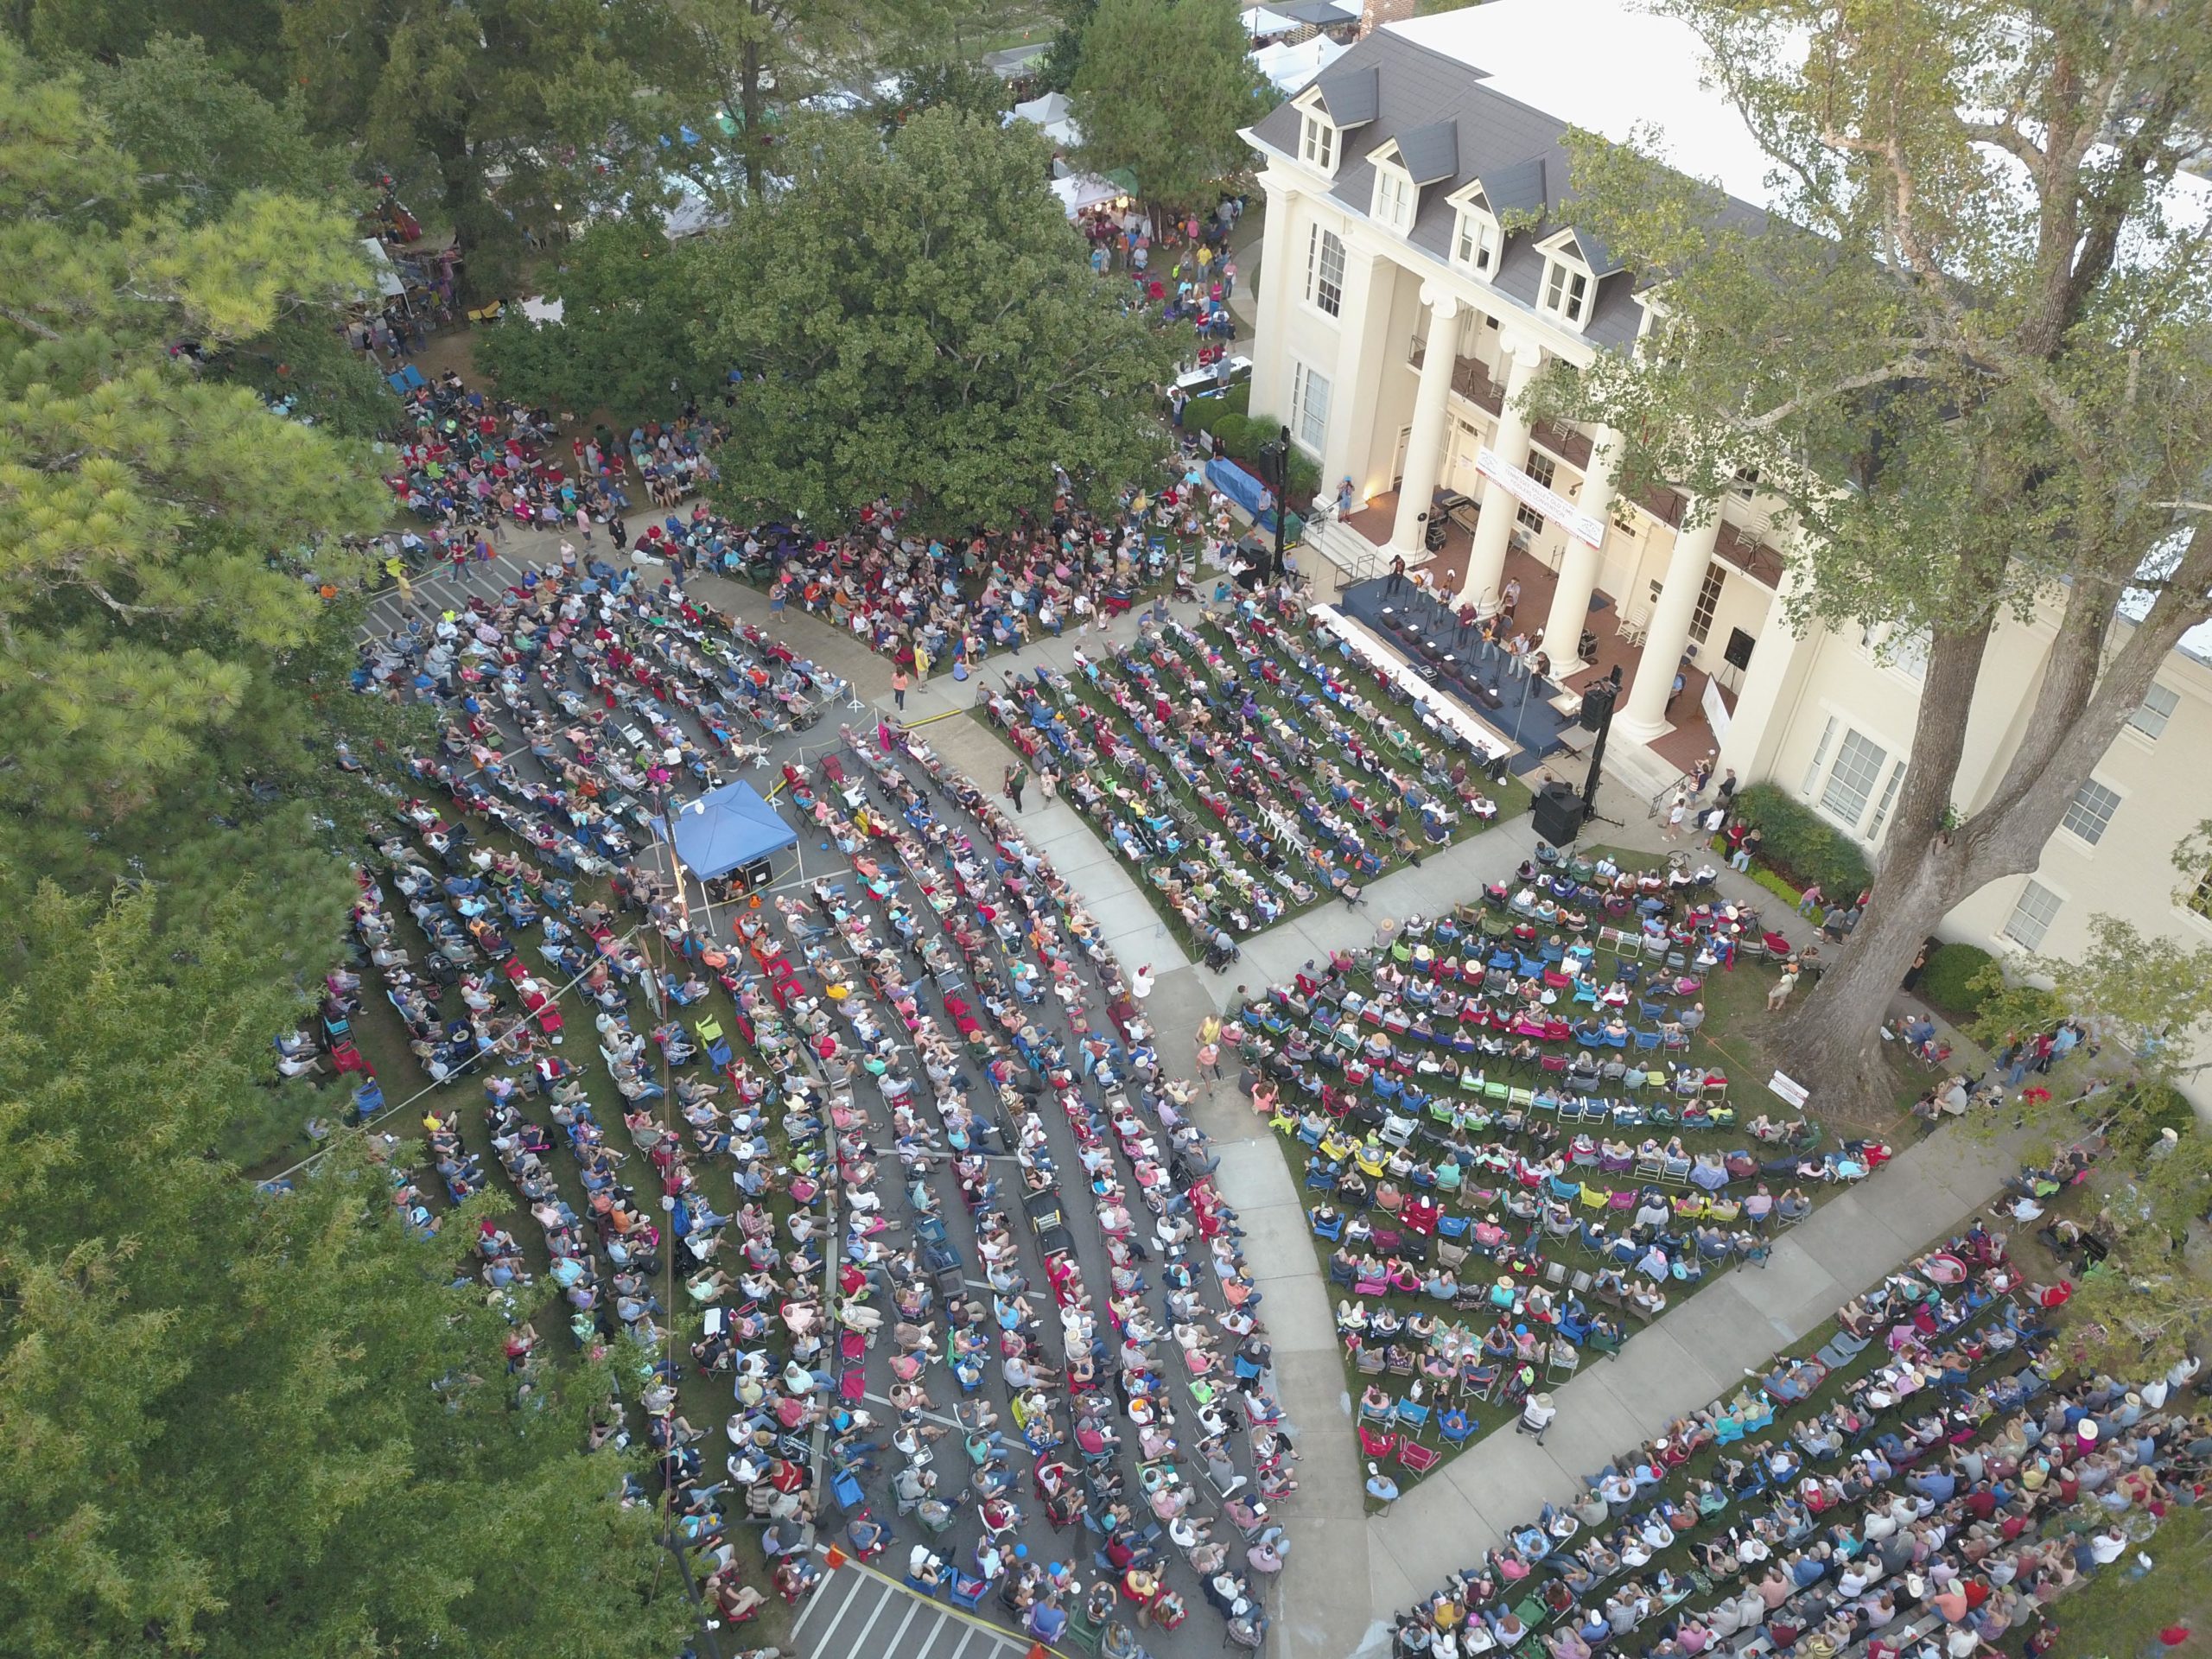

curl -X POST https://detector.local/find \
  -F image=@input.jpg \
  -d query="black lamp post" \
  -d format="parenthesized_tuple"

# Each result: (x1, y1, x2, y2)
(1256, 423, 1291, 579)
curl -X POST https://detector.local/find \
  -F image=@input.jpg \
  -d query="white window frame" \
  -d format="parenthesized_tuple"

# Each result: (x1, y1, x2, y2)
(1372, 160, 1414, 234)
(1859, 620, 1929, 683)
(1305, 225, 1345, 318)
(1819, 728, 1890, 830)
(1866, 761, 1905, 842)
(1540, 257, 1592, 326)
(2003, 879, 2063, 951)
(1452, 207, 1500, 276)
(2127, 682, 2179, 741)
(1300, 111, 1337, 175)
(1291, 360, 1332, 457)
(1800, 715, 1838, 796)
(2059, 778, 2121, 848)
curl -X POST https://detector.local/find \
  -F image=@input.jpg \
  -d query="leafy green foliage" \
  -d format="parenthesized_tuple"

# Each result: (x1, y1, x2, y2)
(84, 32, 359, 219)
(1917, 941, 1995, 1017)
(0, 876, 691, 1659)
(16, 0, 287, 95)
(1037, 0, 1095, 92)
(277, 0, 682, 297)
(1525, 0, 2212, 1104)
(1728, 784, 1872, 901)
(880, 55, 1009, 134)
(1069, 0, 1262, 209)
(692, 108, 1185, 536)
(1990, 915, 2212, 1089)
(475, 218, 713, 417)
(0, 37, 386, 826)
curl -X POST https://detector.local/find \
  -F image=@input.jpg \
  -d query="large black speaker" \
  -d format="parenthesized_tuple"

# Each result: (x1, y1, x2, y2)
(1532, 781, 1586, 847)
(1577, 679, 1618, 732)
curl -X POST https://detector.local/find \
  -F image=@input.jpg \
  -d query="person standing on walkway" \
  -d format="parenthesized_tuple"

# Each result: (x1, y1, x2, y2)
(1663, 791, 1688, 840)
(1796, 881, 1824, 918)
(892, 669, 908, 711)
(1715, 767, 1739, 811)
(1004, 764, 1026, 810)
(1730, 823, 1762, 871)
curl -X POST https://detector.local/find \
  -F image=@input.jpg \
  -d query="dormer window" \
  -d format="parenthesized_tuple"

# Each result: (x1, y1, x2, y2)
(1300, 111, 1337, 174)
(1453, 207, 1499, 276)
(1373, 161, 1414, 234)
(1541, 257, 1592, 326)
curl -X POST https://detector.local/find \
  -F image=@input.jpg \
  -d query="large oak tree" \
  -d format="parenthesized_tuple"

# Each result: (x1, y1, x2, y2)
(690, 107, 1185, 537)
(1536, 0, 2212, 1111)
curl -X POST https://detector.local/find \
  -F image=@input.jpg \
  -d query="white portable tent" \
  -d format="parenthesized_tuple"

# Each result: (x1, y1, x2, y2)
(1253, 32, 1347, 96)
(1013, 90, 1082, 149)
(1050, 172, 1130, 219)
(359, 238, 406, 299)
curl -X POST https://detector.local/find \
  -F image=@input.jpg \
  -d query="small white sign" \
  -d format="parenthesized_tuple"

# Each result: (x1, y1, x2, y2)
(1477, 447, 1606, 548)
(1768, 1070, 1810, 1109)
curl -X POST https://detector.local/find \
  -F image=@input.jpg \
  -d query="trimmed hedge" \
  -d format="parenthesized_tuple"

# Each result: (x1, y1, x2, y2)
(1185, 381, 1251, 423)
(1919, 942, 1996, 1018)
(1732, 783, 1872, 901)
(1201, 410, 1320, 503)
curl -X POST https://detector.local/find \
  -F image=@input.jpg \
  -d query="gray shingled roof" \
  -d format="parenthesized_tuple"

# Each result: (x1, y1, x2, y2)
(1312, 64, 1378, 126)
(1249, 28, 1770, 352)
(1475, 156, 1548, 219)
(1396, 120, 1459, 187)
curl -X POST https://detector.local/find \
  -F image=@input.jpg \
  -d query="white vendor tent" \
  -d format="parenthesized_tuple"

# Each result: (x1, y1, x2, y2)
(1050, 172, 1132, 219)
(359, 238, 405, 298)
(1253, 32, 1347, 96)
(1242, 5, 1302, 39)
(1012, 90, 1082, 149)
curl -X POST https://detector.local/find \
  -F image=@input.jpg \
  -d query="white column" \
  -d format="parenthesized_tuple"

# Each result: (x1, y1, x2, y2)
(1615, 506, 1722, 741)
(1455, 334, 1542, 610)
(1323, 248, 1396, 499)
(1714, 550, 1804, 779)
(1246, 180, 1296, 422)
(1540, 424, 1620, 670)
(1389, 286, 1461, 557)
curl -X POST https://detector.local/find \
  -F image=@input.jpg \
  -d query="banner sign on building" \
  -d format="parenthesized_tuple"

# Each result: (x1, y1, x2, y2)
(1476, 447, 1606, 548)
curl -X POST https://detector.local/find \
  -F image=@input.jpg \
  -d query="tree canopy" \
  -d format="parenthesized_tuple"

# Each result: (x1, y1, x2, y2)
(1531, 0, 2212, 1107)
(0, 877, 689, 1659)
(1069, 0, 1261, 210)
(276, 0, 686, 297)
(0, 35, 385, 825)
(476, 217, 713, 418)
(691, 107, 1185, 535)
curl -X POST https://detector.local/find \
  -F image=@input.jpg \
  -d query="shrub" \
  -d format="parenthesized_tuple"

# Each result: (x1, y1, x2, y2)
(2110, 1081, 2197, 1155)
(1749, 866, 1802, 907)
(1205, 410, 1254, 454)
(1185, 380, 1251, 424)
(1732, 783, 1872, 900)
(1919, 942, 1996, 1018)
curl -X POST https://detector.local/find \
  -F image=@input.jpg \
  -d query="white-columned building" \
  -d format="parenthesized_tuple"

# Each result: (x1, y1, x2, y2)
(1240, 0, 2212, 1096)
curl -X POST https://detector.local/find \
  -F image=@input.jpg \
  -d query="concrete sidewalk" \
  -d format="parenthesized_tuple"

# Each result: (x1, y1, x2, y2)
(605, 551, 2010, 1659)
(1347, 1116, 2024, 1641)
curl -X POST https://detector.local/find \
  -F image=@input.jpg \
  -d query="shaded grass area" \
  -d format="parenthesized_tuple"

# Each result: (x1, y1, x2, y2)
(279, 798, 798, 1651)
(1579, 844, 1938, 1122)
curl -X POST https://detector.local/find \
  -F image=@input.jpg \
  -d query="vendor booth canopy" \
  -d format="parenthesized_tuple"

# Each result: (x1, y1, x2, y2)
(654, 781, 797, 880)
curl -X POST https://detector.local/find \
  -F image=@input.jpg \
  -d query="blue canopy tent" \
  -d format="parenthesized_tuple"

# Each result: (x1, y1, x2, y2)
(653, 781, 798, 880)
